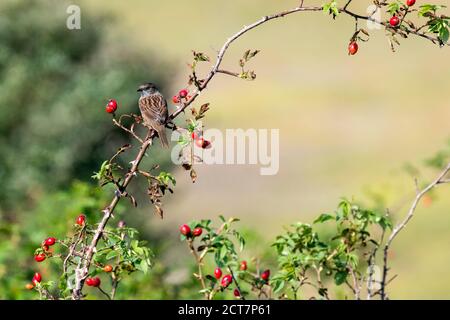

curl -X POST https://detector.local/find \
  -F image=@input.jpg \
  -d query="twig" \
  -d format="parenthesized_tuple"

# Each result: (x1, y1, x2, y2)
(97, 286, 112, 300)
(367, 228, 385, 300)
(113, 116, 144, 143)
(187, 238, 209, 299)
(380, 163, 450, 299)
(227, 266, 246, 300)
(344, 0, 353, 10)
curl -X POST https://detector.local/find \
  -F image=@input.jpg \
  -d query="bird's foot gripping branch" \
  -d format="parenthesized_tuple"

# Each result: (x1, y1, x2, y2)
(26, 0, 449, 299)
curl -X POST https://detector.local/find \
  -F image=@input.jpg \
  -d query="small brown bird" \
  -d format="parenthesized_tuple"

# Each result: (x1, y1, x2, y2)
(137, 82, 169, 148)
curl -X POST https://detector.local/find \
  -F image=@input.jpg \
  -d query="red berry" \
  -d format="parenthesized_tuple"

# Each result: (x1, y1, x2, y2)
(179, 224, 191, 236)
(108, 99, 118, 109)
(44, 237, 56, 246)
(25, 283, 34, 290)
(390, 15, 400, 27)
(179, 89, 188, 98)
(86, 277, 101, 287)
(34, 254, 46, 263)
(105, 99, 118, 114)
(172, 95, 180, 104)
(192, 227, 203, 237)
(221, 274, 233, 288)
(195, 137, 211, 149)
(214, 267, 222, 279)
(348, 41, 358, 55)
(240, 261, 247, 271)
(261, 269, 270, 281)
(32, 272, 42, 284)
(76, 214, 86, 226)
(406, 0, 415, 6)
(234, 288, 241, 297)
(42, 245, 49, 251)
(103, 265, 113, 273)
(191, 132, 199, 140)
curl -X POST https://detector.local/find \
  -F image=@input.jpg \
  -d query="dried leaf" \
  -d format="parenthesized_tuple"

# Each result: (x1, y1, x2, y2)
(199, 103, 210, 115)
(182, 163, 192, 170)
(190, 169, 197, 183)
(155, 205, 163, 219)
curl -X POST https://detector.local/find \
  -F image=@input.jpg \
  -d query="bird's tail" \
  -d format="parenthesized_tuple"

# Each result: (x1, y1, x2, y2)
(155, 125, 169, 148)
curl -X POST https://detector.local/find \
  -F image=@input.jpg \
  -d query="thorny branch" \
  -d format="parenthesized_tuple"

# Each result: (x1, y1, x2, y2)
(186, 238, 209, 299)
(72, 2, 449, 299)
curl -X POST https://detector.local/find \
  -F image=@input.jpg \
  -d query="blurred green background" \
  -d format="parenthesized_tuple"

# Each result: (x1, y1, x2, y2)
(0, 0, 449, 299)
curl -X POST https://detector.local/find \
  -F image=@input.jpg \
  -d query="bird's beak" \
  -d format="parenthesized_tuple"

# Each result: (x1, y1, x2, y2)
(137, 88, 142, 92)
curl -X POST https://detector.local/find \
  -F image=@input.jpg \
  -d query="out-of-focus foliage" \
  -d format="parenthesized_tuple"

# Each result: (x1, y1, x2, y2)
(0, 0, 170, 215)
(0, 0, 172, 298)
(0, 180, 199, 299)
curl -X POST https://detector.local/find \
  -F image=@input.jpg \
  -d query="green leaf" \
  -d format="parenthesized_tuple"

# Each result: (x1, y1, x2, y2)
(313, 213, 334, 224)
(439, 25, 449, 43)
(323, 1, 339, 19)
(272, 279, 285, 293)
(158, 172, 176, 186)
(418, 4, 446, 17)
(334, 270, 349, 286)
(138, 259, 149, 273)
(219, 244, 228, 260)
(387, 1, 402, 15)
(193, 51, 210, 62)
(106, 250, 118, 260)
(91, 160, 111, 180)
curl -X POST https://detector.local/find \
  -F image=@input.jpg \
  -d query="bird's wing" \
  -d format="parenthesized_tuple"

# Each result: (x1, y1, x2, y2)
(139, 94, 168, 125)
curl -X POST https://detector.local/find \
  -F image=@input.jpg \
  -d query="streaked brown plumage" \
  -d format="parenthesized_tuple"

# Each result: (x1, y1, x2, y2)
(137, 83, 169, 148)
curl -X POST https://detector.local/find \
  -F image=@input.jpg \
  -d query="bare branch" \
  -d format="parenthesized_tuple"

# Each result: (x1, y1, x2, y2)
(380, 163, 450, 299)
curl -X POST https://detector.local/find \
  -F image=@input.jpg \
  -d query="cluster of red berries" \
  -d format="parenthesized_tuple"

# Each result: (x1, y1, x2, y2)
(86, 277, 101, 287)
(211, 261, 249, 295)
(172, 89, 190, 104)
(34, 237, 57, 262)
(348, 1, 415, 56)
(389, 1, 416, 27)
(85, 264, 113, 289)
(30, 214, 87, 289)
(179, 224, 203, 238)
(105, 99, 118, 114)
(25, 272, 42, 290)
(213, 267, 233, 288)
(28, 213, 109, 291)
